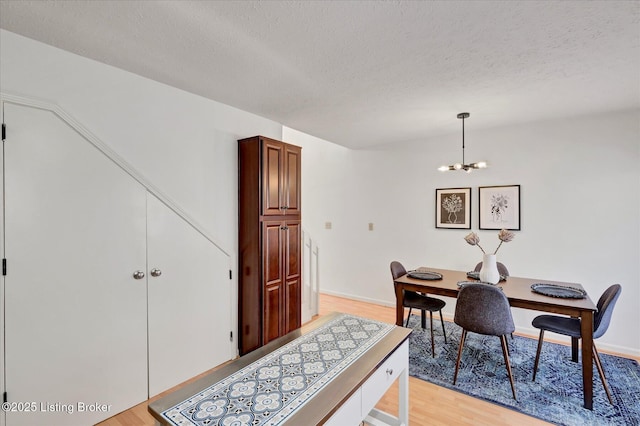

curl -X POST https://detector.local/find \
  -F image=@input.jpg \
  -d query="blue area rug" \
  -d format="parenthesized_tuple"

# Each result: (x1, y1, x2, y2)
(406, 315, 640, 426)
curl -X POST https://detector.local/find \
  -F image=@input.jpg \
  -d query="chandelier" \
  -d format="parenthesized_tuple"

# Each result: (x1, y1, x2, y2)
(438, 112, 487, 172)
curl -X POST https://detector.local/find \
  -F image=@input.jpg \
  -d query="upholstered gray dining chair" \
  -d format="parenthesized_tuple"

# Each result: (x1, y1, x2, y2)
(390, 261, 447, 357)
(532, 284, 622, 405)
(453, 283, 517, 400)
(474, 261, 513, 340)
(474, 261, 510, 277)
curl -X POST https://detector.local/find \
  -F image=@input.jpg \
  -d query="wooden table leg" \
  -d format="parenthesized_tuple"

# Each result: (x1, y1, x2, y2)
(395, 283, 404, 326)
(581, 310, 594, 410)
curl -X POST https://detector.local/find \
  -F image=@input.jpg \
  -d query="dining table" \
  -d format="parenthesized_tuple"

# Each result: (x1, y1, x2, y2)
(393, 267, 598, 410)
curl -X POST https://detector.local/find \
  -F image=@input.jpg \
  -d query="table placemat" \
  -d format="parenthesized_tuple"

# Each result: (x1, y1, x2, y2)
(407, 270, 443, 280)
(530, 283, 587, 299)
(161, 314, 395, 426)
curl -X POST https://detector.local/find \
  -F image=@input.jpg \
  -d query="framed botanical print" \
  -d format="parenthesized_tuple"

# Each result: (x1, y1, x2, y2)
(479, 185, 521, 230)
(436, 187, 471, 229)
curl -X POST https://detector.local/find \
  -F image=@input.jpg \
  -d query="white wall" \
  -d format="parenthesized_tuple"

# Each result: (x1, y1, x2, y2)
(2, 29, 639, 358)
(288, 112, 640, 357)
(0, 29, 282, 255)
(0, 30, 284, 386)
(282, 127, 355, 295)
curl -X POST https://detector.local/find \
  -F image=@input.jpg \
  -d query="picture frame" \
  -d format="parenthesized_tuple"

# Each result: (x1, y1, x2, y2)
(435, 187, 471, 229)
(479, 185, 521, 230)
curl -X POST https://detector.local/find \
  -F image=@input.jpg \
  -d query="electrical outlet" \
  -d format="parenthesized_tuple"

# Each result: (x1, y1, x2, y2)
(368, 222, 374, 231)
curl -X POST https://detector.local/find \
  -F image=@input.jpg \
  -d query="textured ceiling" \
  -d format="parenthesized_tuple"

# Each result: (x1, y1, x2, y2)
(1, 1, 639, 149)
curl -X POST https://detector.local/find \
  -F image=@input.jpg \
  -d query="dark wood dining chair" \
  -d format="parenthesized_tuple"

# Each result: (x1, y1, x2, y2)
(532, 284, 622, 405)
(390, 261, 447, 357)
(474, 261, 510, 277)
(453, 283, 517, 400)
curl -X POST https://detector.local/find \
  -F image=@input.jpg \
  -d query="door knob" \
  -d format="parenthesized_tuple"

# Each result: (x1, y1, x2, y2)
(133, 270, 145, 280)
(150, 268, 162, 277)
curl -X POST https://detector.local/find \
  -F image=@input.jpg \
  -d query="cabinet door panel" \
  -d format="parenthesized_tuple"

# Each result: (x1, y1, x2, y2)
(285, 221, 302, 280)
(284, 221, 302, 333)
(285, 278, 302, 334)
(283, 145, 301, 215)
(263, 221, 283, 286)
(147, 194, 233, 396)
(264, 283, 282, 344)
(3, 103, 148, 426)
(262, 221, 284, 344)
(262, 141, 283, 215)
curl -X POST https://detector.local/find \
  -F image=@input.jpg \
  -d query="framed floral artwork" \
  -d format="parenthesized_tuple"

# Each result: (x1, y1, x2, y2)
(479, 185, 521, 230)
(436, 187, 471, 229)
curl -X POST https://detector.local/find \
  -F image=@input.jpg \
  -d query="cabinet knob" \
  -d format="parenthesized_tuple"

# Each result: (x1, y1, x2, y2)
(133, 270, 145, 280)
(386, 368, 393, 376)
(150, 268, 162, 277)
(281, 226, 289, 230)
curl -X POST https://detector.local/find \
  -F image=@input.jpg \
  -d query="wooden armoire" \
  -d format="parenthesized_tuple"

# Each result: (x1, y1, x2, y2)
(238, 136, 302, 355)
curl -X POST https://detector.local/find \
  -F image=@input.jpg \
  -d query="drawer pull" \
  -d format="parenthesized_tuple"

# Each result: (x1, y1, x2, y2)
(386, 368, 393, 376)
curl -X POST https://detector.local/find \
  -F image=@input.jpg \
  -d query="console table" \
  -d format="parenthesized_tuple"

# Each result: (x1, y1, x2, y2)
(149, 312, 411, 425)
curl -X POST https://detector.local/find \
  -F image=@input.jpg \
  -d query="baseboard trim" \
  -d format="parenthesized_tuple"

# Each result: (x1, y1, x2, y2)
(320, 289, 396, 308)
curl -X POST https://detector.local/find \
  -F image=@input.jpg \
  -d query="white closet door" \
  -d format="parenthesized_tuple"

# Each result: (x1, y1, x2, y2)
(147, 194, 233, 397)
(3, 103, 148, 426)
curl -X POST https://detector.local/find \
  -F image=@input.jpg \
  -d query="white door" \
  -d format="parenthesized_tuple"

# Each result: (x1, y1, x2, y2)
(147, 194, 233, 396)
(2, 103, 148, 426)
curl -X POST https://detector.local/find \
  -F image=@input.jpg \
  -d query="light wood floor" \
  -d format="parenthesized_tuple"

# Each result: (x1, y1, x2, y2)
(99, 293, 635, 426)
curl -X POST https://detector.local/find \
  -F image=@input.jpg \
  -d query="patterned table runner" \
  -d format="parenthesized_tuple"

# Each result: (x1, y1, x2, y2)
(161, 314, 395, 426)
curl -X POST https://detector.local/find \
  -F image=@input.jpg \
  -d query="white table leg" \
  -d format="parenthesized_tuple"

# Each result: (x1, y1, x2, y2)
(398, 365, 409, 425)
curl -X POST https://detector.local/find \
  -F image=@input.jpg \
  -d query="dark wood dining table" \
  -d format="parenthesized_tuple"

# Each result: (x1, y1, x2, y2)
(393, 267, 598, 409)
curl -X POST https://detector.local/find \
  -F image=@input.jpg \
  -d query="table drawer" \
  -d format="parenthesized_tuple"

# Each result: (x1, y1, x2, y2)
(362, 340, 408, 412)
(324, 388, 362, 426)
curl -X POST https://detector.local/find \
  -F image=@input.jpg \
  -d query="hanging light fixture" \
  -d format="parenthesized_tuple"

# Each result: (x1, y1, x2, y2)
(438, 112, 487, 173)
